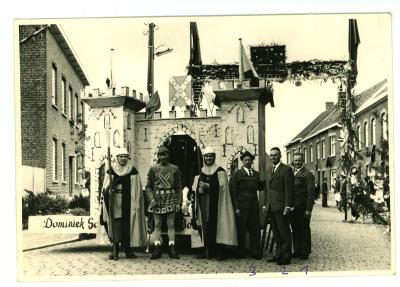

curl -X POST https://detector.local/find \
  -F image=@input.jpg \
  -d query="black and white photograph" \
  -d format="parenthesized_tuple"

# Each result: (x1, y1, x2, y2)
(14, 10, 394, 281)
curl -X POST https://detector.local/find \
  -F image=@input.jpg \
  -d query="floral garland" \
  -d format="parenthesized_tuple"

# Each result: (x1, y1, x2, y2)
(338, 77, 389, 225)
(187, 60, 346, 82)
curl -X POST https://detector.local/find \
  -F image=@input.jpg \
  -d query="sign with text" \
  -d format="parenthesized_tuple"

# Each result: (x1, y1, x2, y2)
(28, 215, 98, 234)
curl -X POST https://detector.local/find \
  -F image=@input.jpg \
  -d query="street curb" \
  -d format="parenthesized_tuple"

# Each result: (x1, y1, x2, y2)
(23, 238, 81, 252)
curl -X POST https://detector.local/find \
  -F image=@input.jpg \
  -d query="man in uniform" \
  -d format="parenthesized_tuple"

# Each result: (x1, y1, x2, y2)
(263, 147, 294, 265)
(192, 147, 237, 260)
(229, 150, 263, 259)
(100, 147, 147, 260)
(146, 146, 182, 260)
(290, 153, 315, 260)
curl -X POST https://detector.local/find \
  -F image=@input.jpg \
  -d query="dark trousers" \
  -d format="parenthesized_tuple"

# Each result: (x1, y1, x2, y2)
(236, 200, 260, 256)
(290, 208, 311, 256)
(270, 212, 292, 261)
(322, 193, 328, 207)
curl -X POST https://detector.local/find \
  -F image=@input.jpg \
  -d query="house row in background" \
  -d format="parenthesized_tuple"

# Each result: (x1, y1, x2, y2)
(285, 79, 389, 195)
(19, 25, 89, 197)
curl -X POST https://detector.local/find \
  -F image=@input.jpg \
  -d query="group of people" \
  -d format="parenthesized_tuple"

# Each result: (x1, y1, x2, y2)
(100, 145, 315, 266)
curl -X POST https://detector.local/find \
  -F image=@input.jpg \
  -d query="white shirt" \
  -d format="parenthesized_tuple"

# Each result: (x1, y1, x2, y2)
(272, 161, 281, 173)
(243, 167, 253, 176)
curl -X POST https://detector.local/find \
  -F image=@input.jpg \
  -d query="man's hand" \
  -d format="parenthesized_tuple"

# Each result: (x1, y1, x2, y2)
(305, 211, 312, 218)
(149, 199, 156, 209)
(262, 205, 267, 215)
(176, 203, 182, 212)
(283, 207, 292, 215)
(235, 209, 240, 216)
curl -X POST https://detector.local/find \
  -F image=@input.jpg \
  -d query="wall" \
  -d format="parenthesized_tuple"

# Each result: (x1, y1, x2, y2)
(45, 28, 85, 196)
(20, 25, 47, 168)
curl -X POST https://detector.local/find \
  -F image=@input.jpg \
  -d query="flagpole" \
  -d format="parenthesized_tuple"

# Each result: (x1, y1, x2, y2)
(110, 48, 115, 91)
(239, 38, 244, 87)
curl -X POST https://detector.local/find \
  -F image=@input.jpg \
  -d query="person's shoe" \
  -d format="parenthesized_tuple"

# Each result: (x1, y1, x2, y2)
(250, 254, 262, 260)
(277, 258, 291, 265)
(125, 248, 137, 259)
(267, 256, 279, 262)
(291, 253, 300, 259)
(196, 251, 206, 259)
(108, 246, 119, 260)
(216, 249, 225, 261)
(299, 254, 309, 260)
(150, 244, 162, 260)
(168, 244, 180, 259)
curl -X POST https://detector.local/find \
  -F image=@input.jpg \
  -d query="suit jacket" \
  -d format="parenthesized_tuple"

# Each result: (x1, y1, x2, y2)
(293, 167, 315, 212)
(229, 167, 264, 210)
(264, 163, 294, 213)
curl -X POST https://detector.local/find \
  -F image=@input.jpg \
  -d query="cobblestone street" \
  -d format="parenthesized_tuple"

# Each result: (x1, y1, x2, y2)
(21, 204, 392, 279)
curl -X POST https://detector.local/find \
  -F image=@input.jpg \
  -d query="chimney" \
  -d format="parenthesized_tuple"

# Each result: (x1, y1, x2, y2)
(325, 102, 334, 111)
(93, 88, 100, 97)
(132, 89, 137, 99)
(139, 92, 143, 101)
(121, 86, 130, 97)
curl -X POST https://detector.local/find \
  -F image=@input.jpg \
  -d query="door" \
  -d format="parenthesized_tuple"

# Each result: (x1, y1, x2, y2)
(69, 156, 74, 197)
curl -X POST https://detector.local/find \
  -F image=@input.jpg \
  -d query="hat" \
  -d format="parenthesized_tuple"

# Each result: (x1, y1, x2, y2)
(157, 146, 169, 155)
(202, 147, 215, 155)
(115, 147, 129, 157)
(240, 150, 255, 161)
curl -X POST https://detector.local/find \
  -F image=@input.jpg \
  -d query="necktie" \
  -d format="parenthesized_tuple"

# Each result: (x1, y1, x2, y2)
(272, 166, 275, 175)
(249, 169, 252, 176)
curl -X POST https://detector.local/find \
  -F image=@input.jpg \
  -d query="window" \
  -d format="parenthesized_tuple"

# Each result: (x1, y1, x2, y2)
(363, 121, 369, 148)
(69, 87, 73, 119)
(52, 138, 58, 181)
(61, 143, 66, 182)
(80, 102, 84, 126)
(127, 114, 131, 130)
(304, 148, 307, 163)
(330, 169, 337, 187)
(75, 94, 79, 122)
(113, 130, 120, 147)
(104, 114, 111, 129)
(247, 125, 254, 144)
(310, 145, 313, 162)
(287, 152, 291, 164)
(236, 106, 244, 123)
(381, 112, 388, 140)
(75, 156, 79, 184)
(330, 136, 336, 156)
(51, 64, 57, 106)
(61, 77, 66, 113)
(225, 126, 233, 144)
(321, 140, 326, 158)
(371, 118, 376, 145)
(316, 142, 320, 160)
(94, 132, 101, 148)
(357, 125, 361, 150)
(127, 142, 131, 153)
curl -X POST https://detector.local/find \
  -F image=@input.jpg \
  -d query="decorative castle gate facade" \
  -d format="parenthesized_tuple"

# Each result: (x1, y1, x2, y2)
(83, 87, 269, 223)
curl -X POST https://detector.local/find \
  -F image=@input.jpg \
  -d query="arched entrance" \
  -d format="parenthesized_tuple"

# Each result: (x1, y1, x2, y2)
(162, 134, 203, 191)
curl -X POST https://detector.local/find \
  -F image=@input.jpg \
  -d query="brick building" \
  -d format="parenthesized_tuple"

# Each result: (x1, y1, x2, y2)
(285, 79, 389, 199)
(19, 25, 90, 197)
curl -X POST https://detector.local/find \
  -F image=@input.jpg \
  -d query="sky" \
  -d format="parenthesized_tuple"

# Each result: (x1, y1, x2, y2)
(55, 14, 391, 156)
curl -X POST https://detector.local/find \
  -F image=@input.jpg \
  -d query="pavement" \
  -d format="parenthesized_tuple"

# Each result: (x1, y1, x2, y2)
(21, 204, 392, 279)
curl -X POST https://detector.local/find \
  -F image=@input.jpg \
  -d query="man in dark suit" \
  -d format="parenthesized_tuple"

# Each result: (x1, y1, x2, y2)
(263, 147, 294, 265)
(230, 151, 264, 259)
(290, 152, 315, 260)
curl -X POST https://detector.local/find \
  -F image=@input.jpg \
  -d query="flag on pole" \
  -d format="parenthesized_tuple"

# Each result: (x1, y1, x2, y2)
(146, 90, 161, 119)
(189, 22, 202, 66)
(239, 38, 259, 86)
(348, 19, 360, 89)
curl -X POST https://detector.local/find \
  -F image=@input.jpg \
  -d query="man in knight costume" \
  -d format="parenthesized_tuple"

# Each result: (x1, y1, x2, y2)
(100, 147, 147, 260)
(192, 147, 238, 260)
